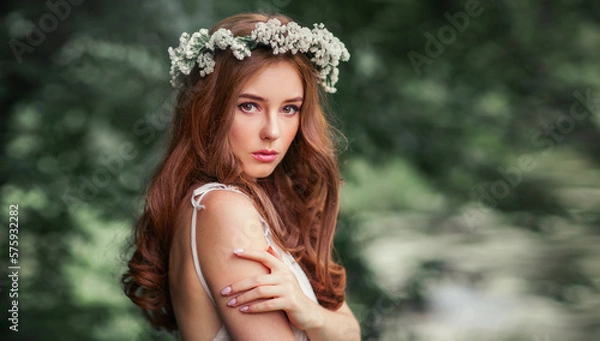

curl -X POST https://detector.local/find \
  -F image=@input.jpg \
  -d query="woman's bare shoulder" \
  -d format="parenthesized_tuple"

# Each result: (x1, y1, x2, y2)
(196, 189, 265, 249)
(182, 185, 295, 339)
(176, 184, 256, 223)
(173, 183, 265, 252)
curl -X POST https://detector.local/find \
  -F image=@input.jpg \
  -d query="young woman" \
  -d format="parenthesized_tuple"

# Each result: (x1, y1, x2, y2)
(122, 13, 360, 340)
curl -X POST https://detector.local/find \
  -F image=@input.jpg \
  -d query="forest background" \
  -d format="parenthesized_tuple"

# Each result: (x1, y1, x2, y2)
(1, 0, 600, 340)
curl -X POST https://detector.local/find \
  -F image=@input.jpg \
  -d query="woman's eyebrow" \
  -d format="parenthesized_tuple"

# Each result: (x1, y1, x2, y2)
(284, 96, 304, 103)
(238, 93, 303, 103)
(238, 93, 265, 101)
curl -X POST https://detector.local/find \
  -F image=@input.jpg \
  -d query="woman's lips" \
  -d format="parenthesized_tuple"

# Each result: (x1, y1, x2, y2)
(252, 150, 278, 162)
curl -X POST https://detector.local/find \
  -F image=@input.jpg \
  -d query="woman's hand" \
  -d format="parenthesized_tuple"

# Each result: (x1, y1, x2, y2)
(220, 247, 321, 331)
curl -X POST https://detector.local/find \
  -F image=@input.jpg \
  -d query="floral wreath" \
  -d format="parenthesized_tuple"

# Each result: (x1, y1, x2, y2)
(168, 18, 350, 93)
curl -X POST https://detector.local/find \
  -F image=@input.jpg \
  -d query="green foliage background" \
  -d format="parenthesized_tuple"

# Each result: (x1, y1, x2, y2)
(1, 0, 600, 340)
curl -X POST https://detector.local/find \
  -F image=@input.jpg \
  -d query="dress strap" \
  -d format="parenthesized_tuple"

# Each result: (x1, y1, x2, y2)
(189, 182, 271, 306)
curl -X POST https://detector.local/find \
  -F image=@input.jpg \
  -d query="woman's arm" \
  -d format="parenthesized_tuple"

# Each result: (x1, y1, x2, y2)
(304, 301, 361, 341)
(223, 249, 361, 341)
(194, 190, 296, 340)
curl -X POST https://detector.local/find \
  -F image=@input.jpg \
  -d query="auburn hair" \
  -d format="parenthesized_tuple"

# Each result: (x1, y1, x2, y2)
(121, 13, 347, 331)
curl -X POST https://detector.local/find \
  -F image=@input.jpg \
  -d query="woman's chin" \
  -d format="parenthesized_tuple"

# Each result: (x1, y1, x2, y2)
(242, 167, 276, 180)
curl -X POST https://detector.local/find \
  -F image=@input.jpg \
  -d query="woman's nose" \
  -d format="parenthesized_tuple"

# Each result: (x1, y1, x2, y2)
(260, 113, 280, 140)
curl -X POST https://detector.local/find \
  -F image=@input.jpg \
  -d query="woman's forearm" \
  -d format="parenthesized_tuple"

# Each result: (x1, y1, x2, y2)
(304, 301, 360, 341)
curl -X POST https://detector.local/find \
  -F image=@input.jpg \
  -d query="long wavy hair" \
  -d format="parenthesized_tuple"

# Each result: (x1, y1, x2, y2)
(121, 13, 347, 331)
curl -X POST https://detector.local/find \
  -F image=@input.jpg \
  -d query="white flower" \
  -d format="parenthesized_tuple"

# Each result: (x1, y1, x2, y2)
(197, 53, 215, 77)
(231, 39, 251, 60)
(168, 19, 350, 93)
(208, 28, 234, 50)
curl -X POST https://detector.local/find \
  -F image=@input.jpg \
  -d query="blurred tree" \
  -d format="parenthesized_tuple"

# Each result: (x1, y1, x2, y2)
(1, 0, 599, 340)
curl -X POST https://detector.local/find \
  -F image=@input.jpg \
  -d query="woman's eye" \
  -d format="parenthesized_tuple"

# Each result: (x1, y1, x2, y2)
(238, 102, 258, 113)
(282, 105, 300, 115)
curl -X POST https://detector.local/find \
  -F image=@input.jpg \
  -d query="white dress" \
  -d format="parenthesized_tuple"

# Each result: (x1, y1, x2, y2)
(189, 182, 318, 341)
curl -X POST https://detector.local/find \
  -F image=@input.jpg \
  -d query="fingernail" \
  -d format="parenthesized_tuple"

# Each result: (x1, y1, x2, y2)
(221, 286, 232, 295)
(227, 298, 237, 306)
(233, 248, 244, 254)
(268, 245, 279, 256)
(240, 305, 249, 312)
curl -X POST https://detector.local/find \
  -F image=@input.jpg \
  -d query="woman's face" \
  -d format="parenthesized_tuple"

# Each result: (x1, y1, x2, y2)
(229, 61, 303, 180)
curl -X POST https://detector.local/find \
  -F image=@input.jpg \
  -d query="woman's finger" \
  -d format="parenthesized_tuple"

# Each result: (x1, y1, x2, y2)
(221, 274, 279, 296)
(226, 285, 284, 307)
(266, 245, 282, 260)
(231, 247, 284, 271)
(239, 297, 287, 313)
